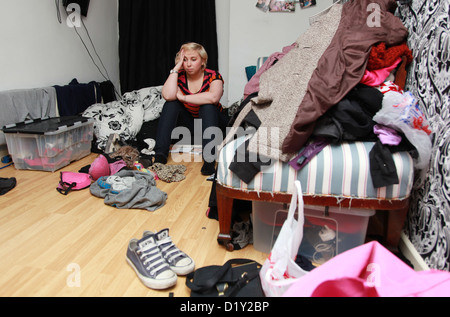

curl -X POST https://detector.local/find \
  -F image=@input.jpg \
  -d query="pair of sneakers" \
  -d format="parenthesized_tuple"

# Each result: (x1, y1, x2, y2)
(126, 228, 195, 290)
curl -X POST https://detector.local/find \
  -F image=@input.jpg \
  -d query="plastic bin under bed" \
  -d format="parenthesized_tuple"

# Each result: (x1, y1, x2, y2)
(2, 116, 94, 172)
(252, 201, 375, 265)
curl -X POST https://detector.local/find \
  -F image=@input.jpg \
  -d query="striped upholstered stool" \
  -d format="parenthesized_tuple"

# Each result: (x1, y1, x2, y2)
(215, 134, 414, 252)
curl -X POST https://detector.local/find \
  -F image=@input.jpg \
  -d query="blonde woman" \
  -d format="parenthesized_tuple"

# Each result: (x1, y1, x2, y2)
(155, 43, 228, 175)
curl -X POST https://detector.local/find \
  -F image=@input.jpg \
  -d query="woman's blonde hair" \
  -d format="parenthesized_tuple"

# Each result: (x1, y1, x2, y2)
(175, 42, 208, 70)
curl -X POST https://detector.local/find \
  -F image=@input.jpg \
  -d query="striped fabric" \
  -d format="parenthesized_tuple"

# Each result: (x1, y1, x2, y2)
(177, 69, 225, 117)
(217, 135, 414, 201)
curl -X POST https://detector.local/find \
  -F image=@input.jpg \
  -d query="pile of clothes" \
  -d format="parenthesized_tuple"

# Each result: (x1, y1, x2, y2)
(56, 143, 188, 211)
(90, 169, 167, 212)
(223, 0, 432, 188)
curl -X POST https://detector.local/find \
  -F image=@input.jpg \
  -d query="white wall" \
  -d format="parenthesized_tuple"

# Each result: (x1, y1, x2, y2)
(0, 0, 120, 92)
(0, 0, 333, 106)
(219, 0, 334, 106)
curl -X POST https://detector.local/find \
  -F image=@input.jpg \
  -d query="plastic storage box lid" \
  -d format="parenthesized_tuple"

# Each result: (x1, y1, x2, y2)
(2, 116, 93, 135)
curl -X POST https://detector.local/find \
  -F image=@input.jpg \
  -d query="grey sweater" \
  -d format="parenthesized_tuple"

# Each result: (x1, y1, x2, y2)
(90, 169, 167, 211)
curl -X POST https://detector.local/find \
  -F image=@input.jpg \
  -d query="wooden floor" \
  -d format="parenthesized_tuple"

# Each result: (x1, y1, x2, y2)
(0, 153, 268, 297)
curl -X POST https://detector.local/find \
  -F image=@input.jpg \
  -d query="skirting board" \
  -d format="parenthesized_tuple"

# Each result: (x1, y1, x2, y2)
(399, 231, 430, 271)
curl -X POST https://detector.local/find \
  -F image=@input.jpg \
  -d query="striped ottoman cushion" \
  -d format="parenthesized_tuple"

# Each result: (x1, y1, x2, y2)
(217, 135, 414, 201)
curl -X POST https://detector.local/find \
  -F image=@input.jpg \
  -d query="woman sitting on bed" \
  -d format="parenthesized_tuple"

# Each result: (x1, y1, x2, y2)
(154, 42, 229, 175)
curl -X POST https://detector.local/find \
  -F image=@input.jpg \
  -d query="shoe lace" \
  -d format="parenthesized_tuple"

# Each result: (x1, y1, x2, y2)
(137, 245, 170, 276)
(157, 237, 187, 265)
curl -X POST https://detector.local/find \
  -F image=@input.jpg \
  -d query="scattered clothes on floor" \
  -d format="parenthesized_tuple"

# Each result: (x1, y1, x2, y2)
(230, 219, 253, 250)
(90, 169, 167, 211)
(0, 177, 16, 195)
(79, 153, 129, 180)
(109, 145, 140, 169)
(133, 162, 159, 180)
(149, 163, 187, 183)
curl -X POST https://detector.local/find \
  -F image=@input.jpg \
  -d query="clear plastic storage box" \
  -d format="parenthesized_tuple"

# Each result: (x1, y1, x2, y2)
(2, 116, 94, 172)
(252, 201, 375, 264)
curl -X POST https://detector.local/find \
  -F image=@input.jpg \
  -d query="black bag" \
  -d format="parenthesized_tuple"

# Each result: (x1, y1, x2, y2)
(185, 258, 264, 297)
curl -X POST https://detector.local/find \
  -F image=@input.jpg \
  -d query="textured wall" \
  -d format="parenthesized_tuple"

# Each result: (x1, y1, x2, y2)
(398, 0, 450, 270)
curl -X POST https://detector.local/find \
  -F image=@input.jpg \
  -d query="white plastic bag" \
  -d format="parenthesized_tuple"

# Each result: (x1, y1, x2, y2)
(373, 91, 432, 170)
(259, 180, 309, 297)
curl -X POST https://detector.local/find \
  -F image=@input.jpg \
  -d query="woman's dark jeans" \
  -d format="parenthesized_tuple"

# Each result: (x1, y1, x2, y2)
(154, 100, 229, 162)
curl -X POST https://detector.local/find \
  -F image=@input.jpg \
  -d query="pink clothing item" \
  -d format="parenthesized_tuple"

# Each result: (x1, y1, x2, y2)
(243, 43, 297, 99)
(89, 155, 110, 181)
(283, 241, 450, 297)
(373, 124, 402, 145)
(360, 58, 401, 86)
(89, 155, 127, 181)
(109, 160, 127, 175)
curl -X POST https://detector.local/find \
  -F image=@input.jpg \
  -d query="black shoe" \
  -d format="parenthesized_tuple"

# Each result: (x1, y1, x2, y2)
(201, 161, 216, 176)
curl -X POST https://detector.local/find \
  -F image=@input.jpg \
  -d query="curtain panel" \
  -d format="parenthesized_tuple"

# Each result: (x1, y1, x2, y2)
(118, 0, 219, 94)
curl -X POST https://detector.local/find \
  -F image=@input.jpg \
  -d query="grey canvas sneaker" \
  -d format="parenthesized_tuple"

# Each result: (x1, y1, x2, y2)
(143, 229, 195, 276)
(126, 233, 177, 290)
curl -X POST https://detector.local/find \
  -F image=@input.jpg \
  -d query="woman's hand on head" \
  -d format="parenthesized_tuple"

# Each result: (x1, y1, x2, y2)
(175, 49, 185, 72)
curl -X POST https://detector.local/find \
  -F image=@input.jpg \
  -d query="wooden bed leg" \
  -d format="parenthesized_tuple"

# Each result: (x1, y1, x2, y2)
(216, 187, 234, 251)
(384, 205, 409, 252)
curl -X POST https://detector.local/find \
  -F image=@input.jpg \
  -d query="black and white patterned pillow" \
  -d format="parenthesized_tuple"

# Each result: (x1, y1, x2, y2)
(83, 98, 144, 150)
(83, 86, 165, 151)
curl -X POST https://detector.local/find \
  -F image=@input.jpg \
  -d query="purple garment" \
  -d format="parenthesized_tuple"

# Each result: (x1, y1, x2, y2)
(288, 138, 330, 171)
(373, 124, 402, 146)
